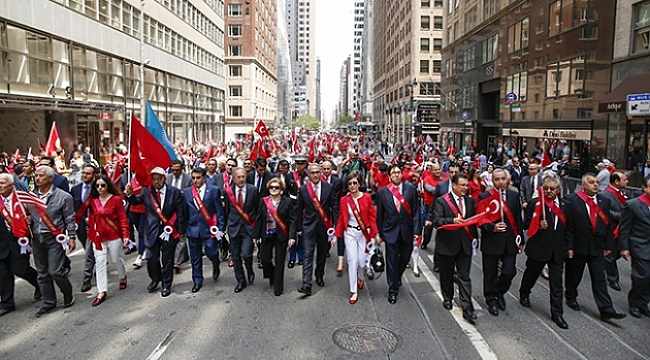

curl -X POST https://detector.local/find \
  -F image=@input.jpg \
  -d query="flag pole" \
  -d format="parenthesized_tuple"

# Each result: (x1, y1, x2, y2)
(128, 112, 133, 182)
(541, 187, 546, 222)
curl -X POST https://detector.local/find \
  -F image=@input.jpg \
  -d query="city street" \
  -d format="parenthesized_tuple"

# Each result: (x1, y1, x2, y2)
(2, 238, 649, 360)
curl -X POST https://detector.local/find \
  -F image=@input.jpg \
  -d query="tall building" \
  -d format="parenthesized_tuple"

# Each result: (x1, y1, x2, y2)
(0, 0, 226, 158)
(276, 0, 293, 128)
(338, 57, 351, 120)
(316, 57, 321, 123)
(351, 1, 364, 118)
(360, 0, 374, 125)
(285, 0, 316, 117)
(372, 0, 444, 145)
(441, 0, 616, 160)
(224, 0, 278, 140)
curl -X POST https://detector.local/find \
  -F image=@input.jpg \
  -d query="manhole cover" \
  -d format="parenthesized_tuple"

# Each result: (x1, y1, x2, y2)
(332, 325, 400, 355)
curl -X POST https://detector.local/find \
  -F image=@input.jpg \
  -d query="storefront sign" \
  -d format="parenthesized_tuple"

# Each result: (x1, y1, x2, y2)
(598, 102, 625, 113)
(100, 112, 111, 120)
(501, 128, 591, 141)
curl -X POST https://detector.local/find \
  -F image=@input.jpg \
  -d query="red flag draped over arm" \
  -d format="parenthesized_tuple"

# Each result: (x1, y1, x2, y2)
(526, 187, 545, 238)
(129, 113, 172, 187)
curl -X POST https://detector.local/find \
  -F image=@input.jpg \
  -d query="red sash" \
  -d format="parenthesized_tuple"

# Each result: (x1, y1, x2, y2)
(148, 191, 180, 238)
(263, 197, 289, 237)
(387, 184, 412, 219)
(606, 186, 627, 205)
(442, 193, 476, 240)
(224, 186, 256, 228)
(639, 194, 650, 207)
(541, 197, 567, 228)
(222, 172, 230, 188)
(191, 186, 218, 237)
(33, 194, 64, 236)
(488, 188, 520, 238)
(292, 172, 303, 189)
(576, 191, 610, 233)
(305, 182, 332, 229)
(321, 174, 328, 183)
(75, 197, 93, 225)
(346, 195, 372, 242)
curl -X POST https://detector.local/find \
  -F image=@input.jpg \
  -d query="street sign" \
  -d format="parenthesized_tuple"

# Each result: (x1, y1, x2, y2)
(627, 93, 650, 116)
(464, 120, 472, 126)
(505, 92, 517, 104)
(461, 111, 470, 120)
(511, 103, 522, 112)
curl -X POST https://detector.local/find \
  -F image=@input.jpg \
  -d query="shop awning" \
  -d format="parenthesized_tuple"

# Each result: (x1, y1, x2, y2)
(598, 73, 650, 113)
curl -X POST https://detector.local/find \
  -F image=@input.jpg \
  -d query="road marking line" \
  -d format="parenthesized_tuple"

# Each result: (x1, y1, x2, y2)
(146, 330, 178, 360)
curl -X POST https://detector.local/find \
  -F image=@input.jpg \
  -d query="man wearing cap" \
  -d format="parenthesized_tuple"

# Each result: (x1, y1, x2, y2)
(597, 162, 610, 191)
(125, 167, 187, 298)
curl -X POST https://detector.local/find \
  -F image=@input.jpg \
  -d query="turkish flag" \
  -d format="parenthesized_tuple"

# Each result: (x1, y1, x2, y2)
(249, 141, 268, 160)
(255, 120, 269, 138)
(45, 122, 61, 157)
(526, 187, 546, 238)
(10, 191, 30, 238)
(541, 150, 552, 167)
(129, 113, 172, 187)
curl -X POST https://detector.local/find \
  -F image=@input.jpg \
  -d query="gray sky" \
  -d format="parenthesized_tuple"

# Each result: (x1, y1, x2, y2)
(315, 0, 354, 123)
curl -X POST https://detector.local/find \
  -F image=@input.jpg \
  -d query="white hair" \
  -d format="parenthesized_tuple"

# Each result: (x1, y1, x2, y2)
(0, 173, 14, 184)
(36, 166, 55, 178)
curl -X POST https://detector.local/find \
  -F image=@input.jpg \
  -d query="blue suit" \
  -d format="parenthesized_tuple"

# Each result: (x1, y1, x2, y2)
(183, 184, 226, 285)
(223, 183, 261, 285)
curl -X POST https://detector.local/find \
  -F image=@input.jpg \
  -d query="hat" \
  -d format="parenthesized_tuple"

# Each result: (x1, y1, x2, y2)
(572, 156, 580, 161)
(602, 159, 611, 166)
(294, 154, 308, 163)
(150, 167, 166, 176)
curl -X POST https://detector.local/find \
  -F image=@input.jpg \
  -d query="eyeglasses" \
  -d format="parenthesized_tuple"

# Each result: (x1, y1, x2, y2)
(309, 171, 321, 174)
(543, 186, 557, 191)
(269, 185, 281, 190)
(348, 181, 359, 185)
(96, 183, 107, 188)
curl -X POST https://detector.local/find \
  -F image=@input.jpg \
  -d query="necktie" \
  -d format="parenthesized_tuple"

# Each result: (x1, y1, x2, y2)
(501, 190, 506, 201)
(82, 184, 89, 202)
(174, 177, 180, 189)
(238, 189, 244, 207)
(156, 189, 162, 206)
(314, 184, 319, 200)
(458, 197, 464, 217)
(395, 187, 401, 212)
(256, 175, 261, 191)
(589, 196, 597, 232)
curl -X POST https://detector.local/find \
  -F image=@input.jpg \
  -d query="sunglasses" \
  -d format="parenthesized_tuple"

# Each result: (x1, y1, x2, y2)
(96, 183, 107, 188)
(348, 181, 359, 185)
(269, 185, 281, 190)
(543, 186, 557, 191)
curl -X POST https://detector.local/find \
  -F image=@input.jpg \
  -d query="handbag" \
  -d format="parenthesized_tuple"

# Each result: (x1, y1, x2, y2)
(370, 248, 385, 273)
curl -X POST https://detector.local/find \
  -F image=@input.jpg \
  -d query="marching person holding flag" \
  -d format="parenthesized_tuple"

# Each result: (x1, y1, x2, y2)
(518, 176, 570, 329)
(0, 174, 40, 317)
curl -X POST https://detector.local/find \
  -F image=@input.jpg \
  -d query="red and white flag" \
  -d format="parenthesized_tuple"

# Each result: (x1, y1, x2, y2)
(45, 122, 61, 156)
(10, 191, 30, 238)
(13, 148, 20, 162)
(27, 148, 35, 160)
(254, 120, 269, 138)
(15, 190, 47, 211)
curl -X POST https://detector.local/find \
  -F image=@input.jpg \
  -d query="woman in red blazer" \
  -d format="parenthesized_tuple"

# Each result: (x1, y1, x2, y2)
(87, 174, 130, 306)
(335, 171, 380, 304)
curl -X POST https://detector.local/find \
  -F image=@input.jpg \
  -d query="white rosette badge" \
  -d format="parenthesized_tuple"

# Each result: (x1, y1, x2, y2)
(17, 237, 31, 254)
(327, 228, 335, 242)
(56, 234, 69, 250)
(210, 226, 224, 240)
(160, 225, 173, 241)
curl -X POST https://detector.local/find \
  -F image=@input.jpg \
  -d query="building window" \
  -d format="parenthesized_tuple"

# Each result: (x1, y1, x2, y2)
(634, 1, 650, 54)
(228, 25, 243, 37)
(229, 106, 243, 117)
(434, 16, 443, 29)
(433, 60, 442, 73)
(481, 34, 498, 63)
(420, 38, 430, 52)
(484, 0, 499, 19)
(507, 17, 529, 54)
(506, 72, 528, 101)
(228, 45, 242, 56)
(228, 4, 243, 16)
(421, 0, 430, 7)
(421, 16, 430, 30)
(434, 0, 443, 7)
(229, 86, 242, 97)
(420, 60, 429, 73)
(433, 38, 443, 51)
(229, 65, 242, 77)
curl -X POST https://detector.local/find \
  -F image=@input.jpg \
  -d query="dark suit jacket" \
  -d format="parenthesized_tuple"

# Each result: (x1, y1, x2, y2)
(433, 179, 451, 198)
(53, 173, 69, 193)
(296, 181, 339, 237)
(256, 196, 296, 242)
(564, 192, 614, 257)
(619, 197, 650, 260)
(478, 189, 524, 255)
(0, 213, 23, 260)
(376, 182, 421, 244)
(126, 185, 187, 247)
(223, 183, 261, 239)
(598, 187, 625, 227)
(523, 197, 567, 263)
(508, 165, 529, 188)
(519, 173, 543, 204)
(288, 170, 308, 199)
(71, 182, 92, 241)
(212, 171, 232, 190)
(247, 170, 275, 197)
(432, 194, 477, 256)
(166, 172, 192, 191)
(183, 184, 226, 239)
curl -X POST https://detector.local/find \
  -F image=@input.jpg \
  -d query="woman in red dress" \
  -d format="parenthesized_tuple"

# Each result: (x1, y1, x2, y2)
(468, 167, 484, 202)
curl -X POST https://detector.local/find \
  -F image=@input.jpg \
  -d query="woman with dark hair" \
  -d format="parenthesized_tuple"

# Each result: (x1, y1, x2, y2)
(468, 167, 484, 202)
(84, 174, 130, 306)
(334, 170, 379, 304)
(256, 177, 296, 296)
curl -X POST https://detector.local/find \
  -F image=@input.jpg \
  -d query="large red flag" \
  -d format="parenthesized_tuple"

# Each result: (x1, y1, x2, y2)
(129, 113, 172, 187)
(541, 150, 552, 167)
(255, 120, 269, 138)
(526, 187, 545, 238)
(45, 122, 61, 156)
(10, 191, 30, 238)
(249, 141, 268, 160)
(438, 194, 502, 231)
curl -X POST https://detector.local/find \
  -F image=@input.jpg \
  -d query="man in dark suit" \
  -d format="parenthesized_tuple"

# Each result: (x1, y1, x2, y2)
(214, 158, 238, 265)
(519, 176, 569, 329)
(429, 163, 460, 272)
(296, 163, 339, 296)
(125, 167, 187, 297)
(275, 159, 294, 198)
(71, 164, 97, 292)
(183, 168, 226, 293)
(0, 174, 40, 316)
(619, 174, 650, 318)
(376, 164, 421, 304)
(167, 159, 192, 273)
(599, 171, 628, 291)
(223, 167, 261, 293)
(564, 173, 625, 321)
(508, 157, 528, 189)
(288, 155, 309, 268)
(478, 168, 524, 316)
(432, 173, 478, 323)
(247, 157, 274, 198)
(519, 163, 543, 208)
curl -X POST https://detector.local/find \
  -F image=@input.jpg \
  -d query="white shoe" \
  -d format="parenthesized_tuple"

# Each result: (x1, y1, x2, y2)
(133, 257, 143, 268)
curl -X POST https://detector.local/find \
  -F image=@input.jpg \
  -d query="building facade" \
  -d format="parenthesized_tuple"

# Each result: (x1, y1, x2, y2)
(224, 0, 278, 140)
(0, 0, 226, 159)
(285, 0, 316, 117)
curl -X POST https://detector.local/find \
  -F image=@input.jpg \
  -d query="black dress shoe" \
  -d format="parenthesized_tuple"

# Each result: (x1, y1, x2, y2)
(566, 299, 581, 311)
(287, 260, 295, 269)
(0, 307, 16, 317)
(147, 281, 160, 292)
(443, 300, 453, 310)
(421, 244, 427, 250)
(34, 288, 42, 300)
(274, 291, 283, 296)
(630, 308, 642, 318)
(315, 278, 325, 287)
(520, 297, 531, 308)
(600, 311, 626, 321)
(488, 304, 499, 316)
(213, 266, 221, 281)
(497, 297, 506, 310)
(81, 282, 92, 293)
(161, 288, 171, 297)
(463, 309, 477, 324)
(297, 259, 303, 266)
(174, 265, 181, 274)
(35, 306, 56, 318)
(609, 282, 621, 291)
(248, 272, 255, 285)
(551, 315, 569, 329)
(63, 295, 75, 308)
(298, 286, 312, 296)
(191, 283, 202, 293)
(234, 282, 246, 293)
(388, 294, 397, 304)
(639, 306, 650, 317)
(433, 265, 440, 273)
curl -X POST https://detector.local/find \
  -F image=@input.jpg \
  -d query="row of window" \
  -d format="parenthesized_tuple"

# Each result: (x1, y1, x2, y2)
(154, 0, 225, 47)
(421, 16, 443, 30)
(419, 60, 442, 74)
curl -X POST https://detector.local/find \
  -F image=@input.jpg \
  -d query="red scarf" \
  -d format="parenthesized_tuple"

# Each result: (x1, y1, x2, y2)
(224, 186, 256, 228)
(387, 183, 412, 219)
(305, 182, 332, 229)
(191, 186, 218, 237)
(263, 197, 289, 237)
(575, 191, 609, 233)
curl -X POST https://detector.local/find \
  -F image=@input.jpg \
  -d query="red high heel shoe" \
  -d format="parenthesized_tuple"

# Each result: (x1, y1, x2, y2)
(92, 293, 107, 307)
(349, 293, 358, 305)
(357, 280, 364, 290)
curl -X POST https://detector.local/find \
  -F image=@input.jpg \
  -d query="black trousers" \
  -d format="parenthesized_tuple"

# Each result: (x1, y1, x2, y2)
(605, 244, 621, 285)
(260, 233, 288, 293)
(0, 250, 39, 309)
(302, 229, 328, 287)
(422, 204, 433, 247)
(565, 254, 614, 313)
(482, 253, 517, 304)
(437, 251, 473, 310)
(146, 236, 179, 290)
(520, 257, 564, 316)
(385, 233, 413, 297)
(629, 257, 650, 309)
